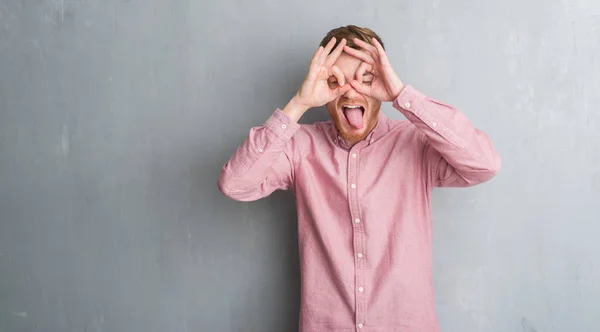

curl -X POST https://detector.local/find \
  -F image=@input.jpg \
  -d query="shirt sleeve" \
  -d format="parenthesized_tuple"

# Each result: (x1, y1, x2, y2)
(392, 85, 501, 188)
(217, 109, 301, 201)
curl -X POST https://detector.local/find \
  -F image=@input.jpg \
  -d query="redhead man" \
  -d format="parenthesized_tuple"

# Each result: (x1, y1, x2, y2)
(218, 25, 500, 332)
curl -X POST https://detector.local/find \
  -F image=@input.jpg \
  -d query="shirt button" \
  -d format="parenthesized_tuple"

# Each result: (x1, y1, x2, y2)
(358, 287, 364, 292)
(354, 218, 360, 223)
(432, 122, 437, 127)
(351, 184, 356, 189)
(358, 323, 364, 329)
(352, 153, 357, 158)
(404, 102, 411, 108)
(281, 124, 287, 129)
(357, 253, 363, 258)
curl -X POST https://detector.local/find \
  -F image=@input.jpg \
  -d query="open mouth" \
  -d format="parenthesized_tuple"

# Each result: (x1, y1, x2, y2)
(341, 105, 365, 129)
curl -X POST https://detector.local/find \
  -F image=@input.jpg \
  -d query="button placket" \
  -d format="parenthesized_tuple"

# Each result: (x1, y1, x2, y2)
(347, 146, 366, 329)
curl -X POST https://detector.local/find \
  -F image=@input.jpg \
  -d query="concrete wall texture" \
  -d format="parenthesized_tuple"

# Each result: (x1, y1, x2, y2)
(1, 0, 599, 331)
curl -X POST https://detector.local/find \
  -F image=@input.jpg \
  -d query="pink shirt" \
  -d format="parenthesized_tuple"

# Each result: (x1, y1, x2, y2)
(218, 85, 501, 332)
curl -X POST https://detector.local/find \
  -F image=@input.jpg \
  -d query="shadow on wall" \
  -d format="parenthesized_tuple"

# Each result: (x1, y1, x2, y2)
(198, 153, 301, 329)
(521, 317, 538, 332)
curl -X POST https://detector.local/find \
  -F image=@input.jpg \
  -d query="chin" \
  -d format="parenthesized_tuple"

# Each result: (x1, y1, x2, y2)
(330, 103, 376, 143)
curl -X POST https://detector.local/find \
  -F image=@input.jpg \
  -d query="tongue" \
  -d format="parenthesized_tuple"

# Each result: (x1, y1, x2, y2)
(345, 108, 364, 129)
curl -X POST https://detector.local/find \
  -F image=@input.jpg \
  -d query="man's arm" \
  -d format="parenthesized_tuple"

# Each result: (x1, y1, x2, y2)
(218, 37, 352, 201)
(345, 37, 500, 188)
(217, 107, 301, 202)
(393, 85, 501, 188)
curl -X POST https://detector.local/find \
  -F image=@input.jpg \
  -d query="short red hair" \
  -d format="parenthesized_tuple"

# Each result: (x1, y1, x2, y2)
(319, 25, 385, 53)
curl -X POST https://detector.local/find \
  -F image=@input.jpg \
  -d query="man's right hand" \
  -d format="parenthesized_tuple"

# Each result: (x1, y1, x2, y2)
(283, 37, 351, 122)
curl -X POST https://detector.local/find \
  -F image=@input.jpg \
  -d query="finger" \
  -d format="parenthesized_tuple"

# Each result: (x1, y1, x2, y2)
(343, 46, 375, 64)
(324, 38, 346, 68)
(350, 79, 371, 95)
(356, 61, 374, 81)
(334, 84, 352, 97)
(308, 46, 324, 77)
(310, 46, 324, 66)
(328, 65, 345, 86)
(319, 37, 337, 65)
(371, 37, 391, 67)
(307, 62, 325, 81)
(353, 38, 379, 58)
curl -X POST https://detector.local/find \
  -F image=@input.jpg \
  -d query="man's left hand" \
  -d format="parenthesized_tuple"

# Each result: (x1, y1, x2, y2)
(344, 37, 406, 102)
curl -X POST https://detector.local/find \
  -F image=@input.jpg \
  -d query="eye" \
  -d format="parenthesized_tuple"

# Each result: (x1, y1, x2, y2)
(328, 81, 339, 88)
(363, 80, 372, 86)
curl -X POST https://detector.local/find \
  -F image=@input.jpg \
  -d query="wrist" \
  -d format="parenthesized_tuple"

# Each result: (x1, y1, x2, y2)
(282, 96, 309, 122)
(392, 83, 406, 100)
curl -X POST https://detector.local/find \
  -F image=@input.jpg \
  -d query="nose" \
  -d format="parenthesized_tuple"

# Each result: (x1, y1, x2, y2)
(342, 85, 360, 98)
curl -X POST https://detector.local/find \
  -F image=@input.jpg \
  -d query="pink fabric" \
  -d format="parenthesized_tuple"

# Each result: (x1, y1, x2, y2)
(218, 85, 501, 332)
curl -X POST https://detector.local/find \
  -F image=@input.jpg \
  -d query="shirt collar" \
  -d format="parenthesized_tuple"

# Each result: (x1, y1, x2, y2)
(331, 110, 389, 149)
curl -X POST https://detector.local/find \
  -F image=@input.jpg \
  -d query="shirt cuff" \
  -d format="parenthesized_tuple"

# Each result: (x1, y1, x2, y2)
(265, 109, 301, 141)
(392, 85, 428, 116)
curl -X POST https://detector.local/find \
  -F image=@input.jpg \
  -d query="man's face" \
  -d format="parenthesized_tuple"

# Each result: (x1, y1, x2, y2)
(325, 52, 381, 145)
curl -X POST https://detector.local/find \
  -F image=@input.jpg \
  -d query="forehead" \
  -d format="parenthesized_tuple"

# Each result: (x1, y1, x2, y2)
(333, 53, 363, 78)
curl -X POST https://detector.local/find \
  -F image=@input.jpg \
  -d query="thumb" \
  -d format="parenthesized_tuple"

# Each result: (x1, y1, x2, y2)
(334, 84, 352, 97)
(328, 66, 345, 86)
(350, 80, 371, 95)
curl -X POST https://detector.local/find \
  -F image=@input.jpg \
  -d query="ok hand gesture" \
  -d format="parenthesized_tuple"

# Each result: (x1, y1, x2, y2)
(293, 37, 352, 110)
(343, 37, 405, 102)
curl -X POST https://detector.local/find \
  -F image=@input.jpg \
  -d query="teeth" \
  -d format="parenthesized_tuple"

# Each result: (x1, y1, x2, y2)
(344, 105, 362, 108)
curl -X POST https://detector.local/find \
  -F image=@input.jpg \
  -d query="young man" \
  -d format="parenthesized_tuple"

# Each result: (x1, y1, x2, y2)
(218, 25, 500, 332)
